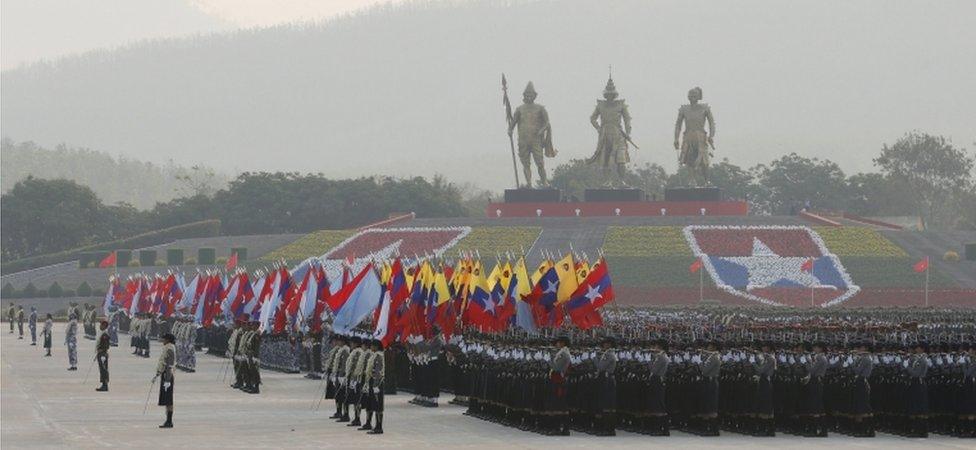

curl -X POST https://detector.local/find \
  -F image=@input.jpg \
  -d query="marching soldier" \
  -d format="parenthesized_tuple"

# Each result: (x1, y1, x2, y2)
(593, 337, 618, 436)
(65, 313, 79, 371)
(28, 306, 37, 345)
(645, 339, 670, 435)
(43, 313, 53, 356)
(16, 305, 25, 339)
(547, 335, 572, 436)
(329, 335, 351, 421)
(106, 305, 120, 346)
(155, 333, 177, 428)
(362, 339, 386, 434)
(95, 320, 110, 391)
(342, 337, 365, 423)
(228, 317, 244, 389)
(905, 342, 931, 437)
(7, 302, 16, 334)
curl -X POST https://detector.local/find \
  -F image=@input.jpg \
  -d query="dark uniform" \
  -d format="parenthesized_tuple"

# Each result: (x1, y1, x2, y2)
(96, 323, 111, 391)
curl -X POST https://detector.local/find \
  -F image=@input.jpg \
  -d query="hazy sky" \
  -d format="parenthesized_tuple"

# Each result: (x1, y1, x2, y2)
(2, 0, 975, 192)
(1, 0, 393, 69)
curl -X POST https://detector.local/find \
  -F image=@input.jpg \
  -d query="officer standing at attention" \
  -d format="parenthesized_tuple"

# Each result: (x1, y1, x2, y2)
(96, 320, 111, 392)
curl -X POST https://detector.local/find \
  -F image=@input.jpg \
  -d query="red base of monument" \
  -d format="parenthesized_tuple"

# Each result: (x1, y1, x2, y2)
(485, 200, 748, 217)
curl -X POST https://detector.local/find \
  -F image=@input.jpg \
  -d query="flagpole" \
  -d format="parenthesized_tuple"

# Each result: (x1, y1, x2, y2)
(924, 257, 929, 308)
(698, 266, 703, 303)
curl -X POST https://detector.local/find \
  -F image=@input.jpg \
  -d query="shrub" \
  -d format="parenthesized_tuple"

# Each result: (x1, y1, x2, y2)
(48, 282, 64, 298)
(76, 281, 93, 297)
(1, 282, 14, 298)
(128, 260, 141, 267)
(198, 248, 216, 265)
(943, 251, 961, 262)
(116, 249, 132, 267)
(22, 282, 37, 298)
(139, 250, 157, 266)
(167, 248, 184, 266)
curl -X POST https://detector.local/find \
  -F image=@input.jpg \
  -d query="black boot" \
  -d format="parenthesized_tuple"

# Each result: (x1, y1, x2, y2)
(368, 413, 384, 434)
(338, 404, 350, 422)
(160, 411, 173, 428)
(329, 403, 342, 419)
(96, 383, 108, 392)
(348, 407, 362, 426)
(359, 412, 373, 430)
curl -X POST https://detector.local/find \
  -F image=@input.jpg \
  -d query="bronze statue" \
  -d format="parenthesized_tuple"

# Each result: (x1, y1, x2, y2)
(588, 76, 633, 187)
(674, 86, 716, 186)
(507, 82, 554, 187)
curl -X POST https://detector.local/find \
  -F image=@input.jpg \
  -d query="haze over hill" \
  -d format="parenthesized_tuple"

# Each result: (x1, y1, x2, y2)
(2, 0, 974, 191)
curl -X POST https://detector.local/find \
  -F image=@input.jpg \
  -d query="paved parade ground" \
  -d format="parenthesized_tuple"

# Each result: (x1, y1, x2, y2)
(0, 324, 971, 449)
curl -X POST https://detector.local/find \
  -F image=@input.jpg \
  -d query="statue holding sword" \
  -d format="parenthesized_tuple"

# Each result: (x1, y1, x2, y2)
(588, 74, 636, 187)
(674, 86, 716, 186)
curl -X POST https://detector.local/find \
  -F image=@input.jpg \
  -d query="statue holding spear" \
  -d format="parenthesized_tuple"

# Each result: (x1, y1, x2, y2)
(504, 75, 555, 188)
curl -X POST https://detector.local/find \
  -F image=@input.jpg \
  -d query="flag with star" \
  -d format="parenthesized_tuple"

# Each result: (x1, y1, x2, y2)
(683, 225, 860, 307)
(565, 258, 613, 329)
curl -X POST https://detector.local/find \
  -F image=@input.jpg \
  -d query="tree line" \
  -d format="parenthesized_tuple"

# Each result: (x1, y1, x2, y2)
(1, 173, 467, 263)
(551, 132, 976, 229)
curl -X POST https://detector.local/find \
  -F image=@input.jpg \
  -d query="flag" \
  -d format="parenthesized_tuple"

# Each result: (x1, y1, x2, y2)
(333, 264, 383, 334)
(913, 257, 929, 273)
(523, 267, 561, 327)
(99, 251, 117, 269)
(566, 260, 614, 329)
(554, 253, 579, 304)
(225, 252, 238, 271)
(103, 278, 119, 315)
(801, 258, 814, 273)
(513, 258, 537, 333)
(689, 257, 702, 274)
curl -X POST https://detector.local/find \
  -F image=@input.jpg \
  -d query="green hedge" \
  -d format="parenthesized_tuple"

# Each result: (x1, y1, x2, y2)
(1, 220, 221, 275)
(198, 248, 216, 265)
(167, 249, 184, 266)
(838, 257, 956, 288)
(116, 249, 132, 267)
(139, 250, 158, 267)
(605, 256, 716, 288)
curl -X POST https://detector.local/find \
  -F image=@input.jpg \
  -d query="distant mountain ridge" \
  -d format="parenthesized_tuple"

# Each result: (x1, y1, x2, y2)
(0, 138, 228, 209)
(2, 0, 973, 190)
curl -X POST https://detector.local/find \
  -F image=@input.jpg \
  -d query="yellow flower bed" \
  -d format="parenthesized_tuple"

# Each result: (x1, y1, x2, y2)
(261, 229, 355, 261)
(451, 227, 542, 257)
(603, 226, 693, 256)
(813, 227, 908, 257)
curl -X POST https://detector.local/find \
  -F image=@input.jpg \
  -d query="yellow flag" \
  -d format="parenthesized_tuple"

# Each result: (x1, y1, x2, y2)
(485, 263, 501, 291)
(576, 260, 591, 284)
(498, 261, 514, 295)
(555, 253, 578, 304)
(433, 272, 451, 306)
(530, 259, 552, 286)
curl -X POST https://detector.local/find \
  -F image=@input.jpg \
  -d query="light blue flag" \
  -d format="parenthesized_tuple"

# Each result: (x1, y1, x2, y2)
(333, 267, 383, 334)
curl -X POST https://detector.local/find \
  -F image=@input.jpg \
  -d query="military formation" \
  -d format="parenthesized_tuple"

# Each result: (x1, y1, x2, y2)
(172, 316, 198, 372)
(4, 301, 976, 439)
(227, 318, 262, 394)
(321, 333, 386, 434)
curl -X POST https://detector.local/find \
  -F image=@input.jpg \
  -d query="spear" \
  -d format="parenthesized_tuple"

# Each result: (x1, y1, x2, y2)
(502, 74, 521, 188)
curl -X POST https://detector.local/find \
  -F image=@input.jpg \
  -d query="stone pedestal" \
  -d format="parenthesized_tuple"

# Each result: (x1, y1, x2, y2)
(584, 188, 643, 202)
(504, 188, 561, 203)
(665, 186, 722, 202)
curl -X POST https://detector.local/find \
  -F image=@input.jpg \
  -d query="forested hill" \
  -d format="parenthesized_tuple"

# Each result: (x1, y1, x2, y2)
(1, 0, 972, 190)
(1, 138, 228, 209)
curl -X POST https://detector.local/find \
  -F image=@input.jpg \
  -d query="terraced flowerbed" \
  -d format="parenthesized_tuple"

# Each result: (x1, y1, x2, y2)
(261, 229, 355, 262)
(450, 227, 542, 257)
(812, 227, 908, 257)
(838, 257, 955, 288)
(602, 226, 692, 256)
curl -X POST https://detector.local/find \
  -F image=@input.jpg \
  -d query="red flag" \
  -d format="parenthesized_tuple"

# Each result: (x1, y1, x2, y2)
(913, 257, 929, 273)
(225, 252, 238, 271)
(689, 257, 702, 273)
(801, 258, 814, 273)
(99, 251, 117, 268)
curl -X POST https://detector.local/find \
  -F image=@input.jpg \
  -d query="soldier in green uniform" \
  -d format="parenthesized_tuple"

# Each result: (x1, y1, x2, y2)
(588, 76, 633, 187)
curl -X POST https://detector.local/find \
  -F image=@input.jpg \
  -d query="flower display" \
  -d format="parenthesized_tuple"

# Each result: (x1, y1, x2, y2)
(261, 230, 354, 262)
(811, 227, 908, 257)
(603, 226, 692, 257)
(323, 226, 472, 261)
(450, 227, 541, 256)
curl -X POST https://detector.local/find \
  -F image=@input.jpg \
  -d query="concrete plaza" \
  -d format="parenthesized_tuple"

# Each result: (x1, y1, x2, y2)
(1, 324, 971, 449)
